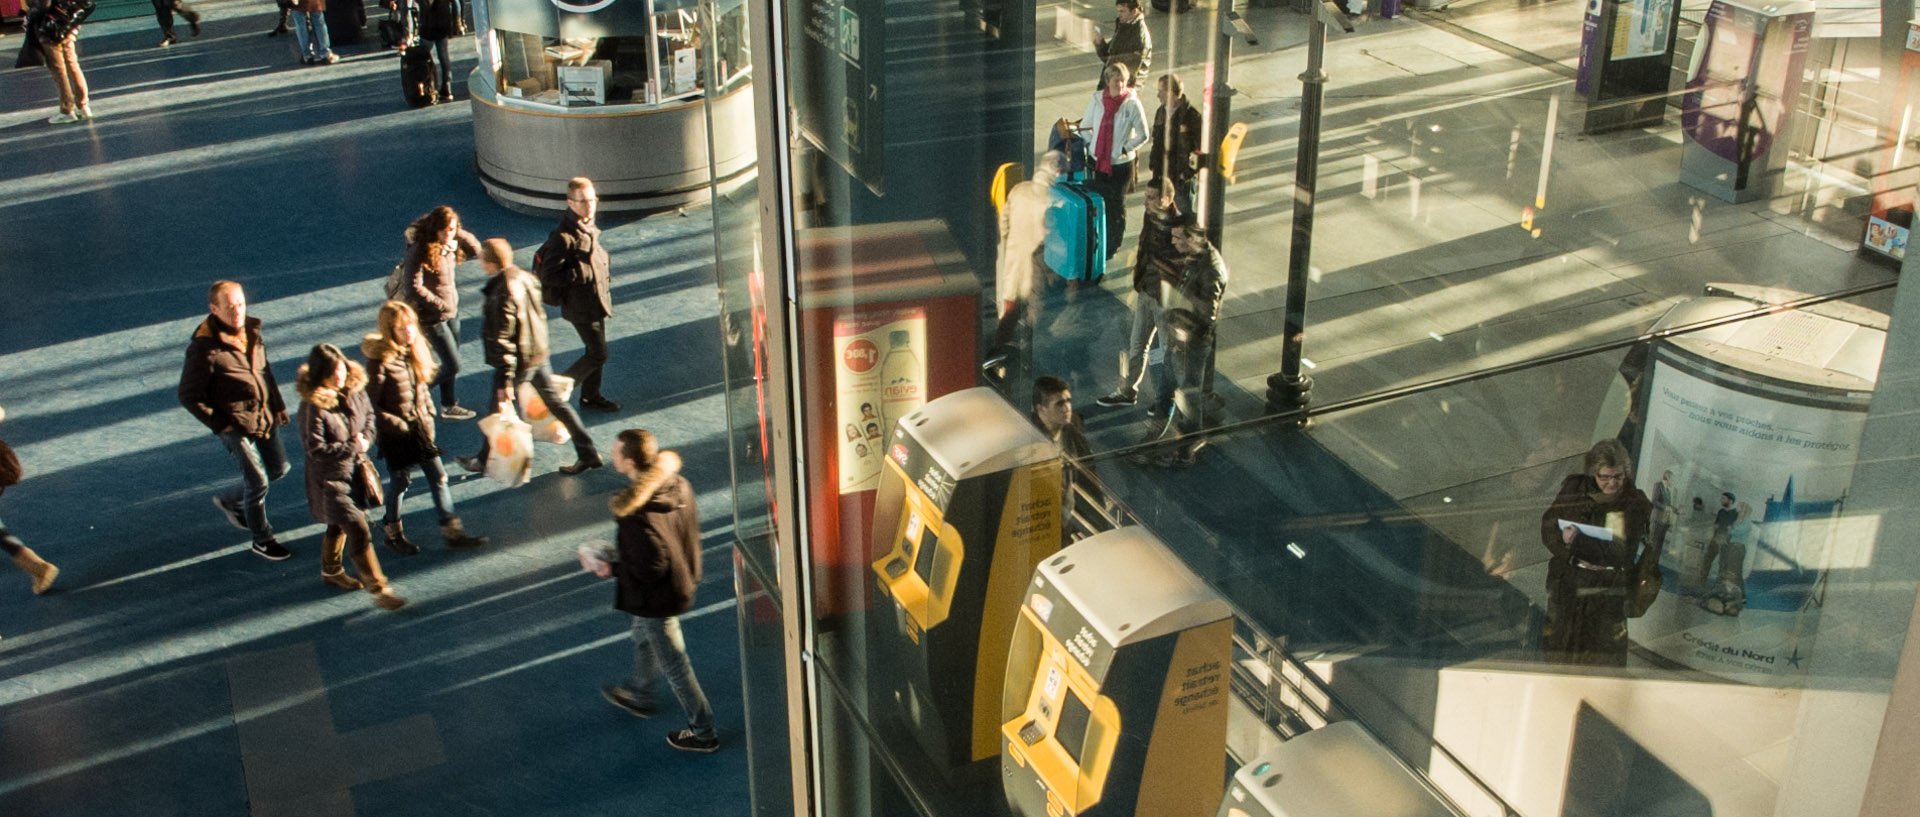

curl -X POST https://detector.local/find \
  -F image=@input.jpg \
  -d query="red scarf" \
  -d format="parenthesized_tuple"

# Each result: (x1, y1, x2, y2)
(1095, 89, 1127, 176)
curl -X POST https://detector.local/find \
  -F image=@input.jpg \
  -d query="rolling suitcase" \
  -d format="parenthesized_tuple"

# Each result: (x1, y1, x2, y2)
(1043, 180, 1106, 283)
(401, 42, 438, 107)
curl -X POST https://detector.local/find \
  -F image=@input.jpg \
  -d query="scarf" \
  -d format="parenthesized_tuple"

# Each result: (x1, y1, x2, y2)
(1095, 89, 1127, 176)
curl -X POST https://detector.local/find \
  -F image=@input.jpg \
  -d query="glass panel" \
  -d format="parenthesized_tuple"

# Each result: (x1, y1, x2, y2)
(733, 553, 795, 817)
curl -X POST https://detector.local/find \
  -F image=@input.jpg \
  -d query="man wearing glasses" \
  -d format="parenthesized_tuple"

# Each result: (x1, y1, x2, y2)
(1538, 439, 1653, 666)
(535, 177, 620, 412)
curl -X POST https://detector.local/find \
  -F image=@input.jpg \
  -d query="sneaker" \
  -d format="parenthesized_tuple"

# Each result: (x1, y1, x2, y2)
(579, 396, 621, 413)
(251, 539, 292, 561)
(1095, 391, 1136, 407)
(455, 455, 484, 474)
(440, 404, 477, 421)
(48, 111, 80, 125)
(665, 729, 719, 753)
(323, 51, 340, 64)
(158, 34, 176, 47)
(601, 685, 655, 719)
(213, 495, 247, 530)
(77, 105, 93, 120)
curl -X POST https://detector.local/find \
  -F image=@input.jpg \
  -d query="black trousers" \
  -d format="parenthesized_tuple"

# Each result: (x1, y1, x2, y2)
(152, 0, 199, 38)
(563, 318, 609, 400)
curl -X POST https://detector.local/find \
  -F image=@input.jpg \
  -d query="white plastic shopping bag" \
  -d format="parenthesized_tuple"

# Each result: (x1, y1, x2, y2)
(478, 409, 535, 488)
(519, 375, 576, 445)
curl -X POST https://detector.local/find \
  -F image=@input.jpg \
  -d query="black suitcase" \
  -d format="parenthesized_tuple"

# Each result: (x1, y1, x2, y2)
(401, 43, 438, 107)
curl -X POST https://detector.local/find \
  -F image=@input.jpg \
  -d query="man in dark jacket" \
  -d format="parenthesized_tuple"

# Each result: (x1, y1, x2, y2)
(1093, 0, 1150, 88)
(1154, 219, 1226, 465)
(590, 429, 718, 753)
(535, 177, 619, 413)
(458, 239, 601, 475)
(1097, 181, 1176, 413)
(178, 281, 294, 560)
(1148, 73, 1204, 219)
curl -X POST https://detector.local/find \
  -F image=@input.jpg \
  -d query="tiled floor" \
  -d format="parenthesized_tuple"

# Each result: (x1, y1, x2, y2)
(0, 5, 749, 814)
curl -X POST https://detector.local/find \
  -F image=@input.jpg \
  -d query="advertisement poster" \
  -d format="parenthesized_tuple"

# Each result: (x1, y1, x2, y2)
(1630, 356, 1869, 685)
(1576, 0, 1605, 95)
(832, 308, 927, 494)
(1613, 0, 1674, 60)
(1680, 2, 1812, 165)
(1864, 216, 1910, 259)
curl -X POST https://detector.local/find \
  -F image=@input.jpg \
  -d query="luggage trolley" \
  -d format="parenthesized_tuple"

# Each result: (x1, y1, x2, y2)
(1001, 526, 1234, 817)
(870, 386, 1065, 770)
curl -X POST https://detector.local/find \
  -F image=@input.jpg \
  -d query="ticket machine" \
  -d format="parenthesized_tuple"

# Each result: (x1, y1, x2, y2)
(1000, 526, 1234, 817)
(1216, 722, 1455, 817)
(870, 386, 1064, 768)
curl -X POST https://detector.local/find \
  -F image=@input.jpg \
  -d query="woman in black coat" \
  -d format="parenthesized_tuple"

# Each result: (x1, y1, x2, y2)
(362, 301, 486, 554)
(296, 344, 407, 610)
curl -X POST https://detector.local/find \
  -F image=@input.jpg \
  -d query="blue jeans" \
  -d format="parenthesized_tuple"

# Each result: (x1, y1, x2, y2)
(218, 428, 291, 544)
(383, 454, 455, 526)
(289, 9, 330, 60)
(423, 318, 462, 409)
(623, 615, 715, 740)
(476, 362, 597, 463)
(1118, 291, 1168, 405)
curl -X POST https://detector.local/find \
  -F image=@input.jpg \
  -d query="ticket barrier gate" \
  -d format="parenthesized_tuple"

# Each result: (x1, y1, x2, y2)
(1216, 722, 1455, 817)
(871, 386, 1065, 769)
(1000, 526, 1234, 817)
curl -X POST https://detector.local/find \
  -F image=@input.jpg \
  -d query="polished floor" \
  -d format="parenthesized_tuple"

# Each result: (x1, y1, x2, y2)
(0, 6, 748, 814)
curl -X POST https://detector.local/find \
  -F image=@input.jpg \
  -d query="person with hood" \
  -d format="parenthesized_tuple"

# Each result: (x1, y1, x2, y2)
(397, 205, 482, 421)
(179, 281, 293, 561)
(1538, 439, 1652, 665)
(0, 403, 59, 604)
(534, 177, 620, 413)
(585, 429, 719, 753)
(296, 343, 408, 611)
(362, 300, 487, 554)
(457, 238, 602, 476)
(1078, 62, 1149, 262)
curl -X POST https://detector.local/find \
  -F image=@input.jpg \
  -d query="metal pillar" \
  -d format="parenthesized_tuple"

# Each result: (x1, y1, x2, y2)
(1264, 1, 1350, 418)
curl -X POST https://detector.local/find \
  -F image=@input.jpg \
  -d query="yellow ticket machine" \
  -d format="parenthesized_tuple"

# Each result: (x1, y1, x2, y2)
(1000, 526, 1234, 817)
(871, 386, 1064, 768)
(1216, 722, 1454, 817)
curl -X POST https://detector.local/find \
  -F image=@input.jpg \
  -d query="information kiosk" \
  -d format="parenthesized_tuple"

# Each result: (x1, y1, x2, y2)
(870, 386, 1064, 769)
(1001, 526, 1234, 817)
(1216, 722, 1454, 817)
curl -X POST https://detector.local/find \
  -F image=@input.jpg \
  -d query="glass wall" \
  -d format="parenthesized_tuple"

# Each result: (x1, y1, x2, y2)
(709, 0, 1920, 813)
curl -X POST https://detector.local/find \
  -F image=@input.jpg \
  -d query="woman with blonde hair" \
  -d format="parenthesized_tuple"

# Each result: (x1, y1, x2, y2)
(296, 343, 406, 610)
(363, 301, 487, 554)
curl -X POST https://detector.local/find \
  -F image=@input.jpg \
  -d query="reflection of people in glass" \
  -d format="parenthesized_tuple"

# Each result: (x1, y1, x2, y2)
(1701, 492, 1736, 586)
(1539, 440, 1652, 666)
(1704, 501, 1751, 615)
(1648, 469, 1675, 554)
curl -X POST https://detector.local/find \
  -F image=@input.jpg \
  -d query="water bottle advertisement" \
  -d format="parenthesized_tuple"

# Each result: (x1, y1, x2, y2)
(832, 307, 927, 494)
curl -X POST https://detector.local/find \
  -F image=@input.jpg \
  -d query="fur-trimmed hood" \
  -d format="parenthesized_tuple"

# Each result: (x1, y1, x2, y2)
(360, 332, 397, 362)
(192, 314, 262, 351)
(295, 359, 369, 409)
(609, 451, 683, 518)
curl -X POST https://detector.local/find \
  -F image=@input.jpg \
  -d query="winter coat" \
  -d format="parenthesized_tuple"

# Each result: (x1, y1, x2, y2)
(997, 172, 1054, 308)
(414, 0, 456, 40)
(1149, 99, 1205, 188)
(179, 316, 288, 439)
(1131, 207, 1176, 296)
(1539, 474, 1653, 587)
(297, 362, 376, 526)
(400, 227, 480, 326)
(1095, 14, 1151, 84)
(1162, 243, 1227, 343)
(534, 210, 613, 323)
(361, 334, 438, 466)
(480, 267, 552, 391)
(611, 451, 702, 618)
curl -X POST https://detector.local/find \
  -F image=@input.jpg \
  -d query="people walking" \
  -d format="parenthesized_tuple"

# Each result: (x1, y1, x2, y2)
(179, 281, 294, 561)
(266, 0, 292, 36)
(397, 206, 482, 420)
(151, 0, 201, 47)
(27, 0, 93, 124)
(1155, 217, 1226, 464)
(535, 178, 620, 413)
(295, 344, 408, 611)
(405, 0, 457, 101)
(1096, 180, 1177, 413)
(458, 238, 603, 476)
(587, 429, 718, 753)
(0, 404, 59, 601)
(362, 301, 487, 555)
(1078, 63, 1148, 263)
(287, 0, 337, 64)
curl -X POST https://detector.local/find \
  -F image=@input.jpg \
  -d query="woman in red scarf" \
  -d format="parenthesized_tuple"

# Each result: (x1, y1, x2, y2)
(1078, 62, 1149, 262)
